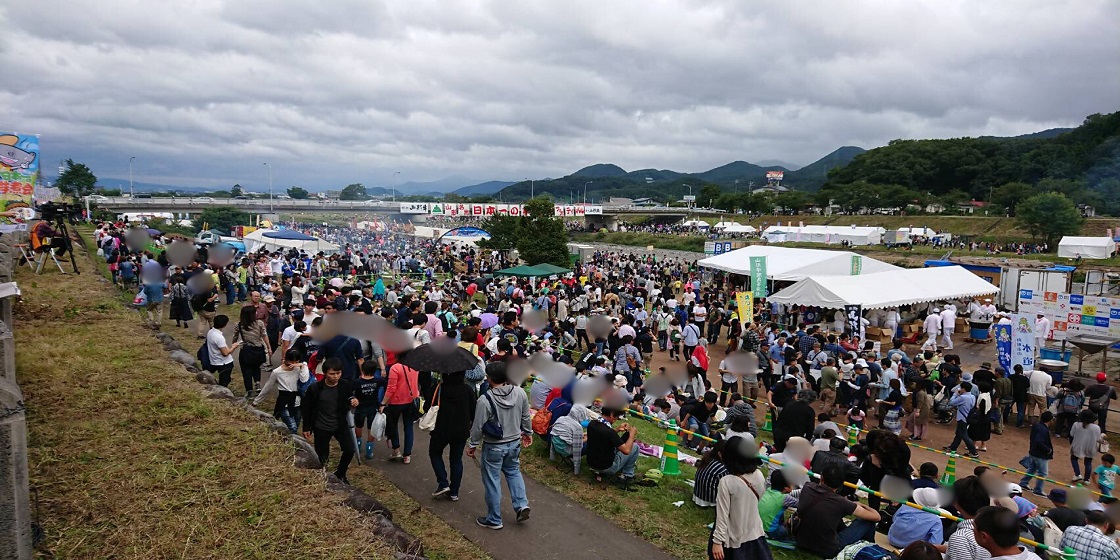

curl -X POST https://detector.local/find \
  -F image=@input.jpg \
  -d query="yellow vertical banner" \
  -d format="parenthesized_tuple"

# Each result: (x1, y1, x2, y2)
(736, 291, 754, 324)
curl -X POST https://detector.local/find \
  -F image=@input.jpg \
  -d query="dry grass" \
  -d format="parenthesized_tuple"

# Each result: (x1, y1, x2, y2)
(67, 227, 489, 560)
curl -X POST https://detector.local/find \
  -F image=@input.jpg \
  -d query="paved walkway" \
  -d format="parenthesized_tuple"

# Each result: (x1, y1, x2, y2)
(363, 429, 677, 560)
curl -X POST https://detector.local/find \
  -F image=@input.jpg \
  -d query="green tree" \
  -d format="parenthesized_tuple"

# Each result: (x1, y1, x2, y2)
(699, 184, 722, 207)
(287, 186, 310, 199)
(96, 187, 122, 196)
(55, 159, 98, 198)
(230, 183, 244, 197)
(518, 197, 569, 266)
(339, 183, 368, 200)
(477, 214, 520, 252)
(1016, 192, 1083, 248)
(990, 182, 1036, 215)
(193, 206, 250, 233)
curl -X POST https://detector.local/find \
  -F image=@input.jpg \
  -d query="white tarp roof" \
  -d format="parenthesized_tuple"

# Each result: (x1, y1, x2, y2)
(682, 220, 709, 228)
(1058, 236, 1115, 260)
(899, 227, 950, 239)
(767, 265, 999, 310)
(712, 221, 740, 228)
(762, 224, 885, 246)
(242, 229, 340, 254)
(697, 245, 900, 281)
(723, 224, 758, 233)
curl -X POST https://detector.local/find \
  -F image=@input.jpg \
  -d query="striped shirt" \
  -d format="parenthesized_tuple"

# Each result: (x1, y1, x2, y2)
(693, 459, 729, 507)
(945, 519, 991, 560)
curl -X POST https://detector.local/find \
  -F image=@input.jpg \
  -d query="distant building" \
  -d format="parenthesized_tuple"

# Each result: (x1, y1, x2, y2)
(754, 184, 789, 194)
(325, 190, 341, 199)
(631, 197, 657, 206)
(1078, 204, 1097, 217)
(608, 197, 633, 206)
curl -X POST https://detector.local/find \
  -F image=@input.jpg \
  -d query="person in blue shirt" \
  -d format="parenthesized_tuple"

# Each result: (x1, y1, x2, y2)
(769, 337, 786, 377)
(944, 381, 979, 457)
(887, 487, 946, 551)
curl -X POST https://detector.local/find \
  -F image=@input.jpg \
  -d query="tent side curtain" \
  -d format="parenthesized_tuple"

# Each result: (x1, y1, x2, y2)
(766, 265, 999, 310)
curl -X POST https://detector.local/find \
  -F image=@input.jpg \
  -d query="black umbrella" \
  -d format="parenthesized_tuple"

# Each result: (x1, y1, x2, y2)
(398, 341, 479, 373)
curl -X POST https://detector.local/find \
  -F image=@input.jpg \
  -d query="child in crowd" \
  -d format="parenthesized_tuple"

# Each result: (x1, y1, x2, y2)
(847, 402, 866, 430)
(1093, 453, 1120, 498)
(757, 469, 798, 541)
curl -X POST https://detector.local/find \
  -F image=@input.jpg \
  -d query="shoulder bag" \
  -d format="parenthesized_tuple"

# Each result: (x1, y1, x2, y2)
(418, 383, 442, 431)
(481, 392, 504, 440)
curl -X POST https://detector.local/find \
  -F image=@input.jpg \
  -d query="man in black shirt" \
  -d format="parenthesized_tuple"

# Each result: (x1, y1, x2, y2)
(585, 408, 640, 485)
(680, 392, 718, 452)
(795, 465, 881, 558)
(302, 358, 359, 484)
(972, 361, 996, 390)
(1044, 488, 1087, 531)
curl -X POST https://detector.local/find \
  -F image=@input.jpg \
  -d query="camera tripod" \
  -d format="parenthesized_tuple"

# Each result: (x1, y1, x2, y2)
(33, 208, 80, 275)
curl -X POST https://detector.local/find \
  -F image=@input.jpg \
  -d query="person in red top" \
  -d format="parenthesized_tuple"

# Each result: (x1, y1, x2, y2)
(380, 361, 421, 463)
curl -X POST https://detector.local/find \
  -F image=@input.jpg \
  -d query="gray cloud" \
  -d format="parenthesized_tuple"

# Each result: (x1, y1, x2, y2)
(1, 0, 1117, 190)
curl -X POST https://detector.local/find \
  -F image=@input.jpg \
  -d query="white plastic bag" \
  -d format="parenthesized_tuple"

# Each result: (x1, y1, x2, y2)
(370, 412, 386, 441)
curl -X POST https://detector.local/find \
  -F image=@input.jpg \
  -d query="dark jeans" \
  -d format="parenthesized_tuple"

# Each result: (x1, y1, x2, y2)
(238, 348, 265, 393)
(313, 427, 356, 478)
(1072, 454, 1094, 478)
(273, 390, 300, 433)
(576, 329, 591, 350)
(720, 381, 738, 406)
(429, 435, 467, 495)
(215, 363, 235, 388)
(384, 403, 416, 456)
(948, 419, 977, 455)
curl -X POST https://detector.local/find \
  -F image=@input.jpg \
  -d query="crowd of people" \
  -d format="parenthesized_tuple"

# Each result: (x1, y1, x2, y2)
(90, 216, 1120, 559)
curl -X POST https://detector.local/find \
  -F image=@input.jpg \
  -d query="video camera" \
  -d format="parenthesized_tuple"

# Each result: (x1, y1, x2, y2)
(37, 201, 80, 223)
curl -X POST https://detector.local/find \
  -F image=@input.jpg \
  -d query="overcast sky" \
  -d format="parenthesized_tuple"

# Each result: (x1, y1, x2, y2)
(2, 1, 1118, 191)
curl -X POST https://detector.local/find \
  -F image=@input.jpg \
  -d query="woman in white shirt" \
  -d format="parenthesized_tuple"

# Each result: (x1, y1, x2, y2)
(710, 434, 771, 560)
(253, 349, 310, 433)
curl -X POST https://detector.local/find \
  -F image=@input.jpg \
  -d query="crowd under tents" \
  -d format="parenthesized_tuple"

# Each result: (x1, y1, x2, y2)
(698, 245, 900, 281)
(762, 224, 885, 246)
(1057, 236, 1115, 260)
(243, 229, 340, 254)
(766, 265, 999, 310)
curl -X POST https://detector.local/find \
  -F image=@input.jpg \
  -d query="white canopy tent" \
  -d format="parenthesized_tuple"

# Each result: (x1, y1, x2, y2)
(697, 245, 900, 281)
(1058, 236, 1115, 260)
(723, 224, 758, 234)
(242, 229, 340, 254)
(767, 265, 999, 309)
(712, 221, 740, 229)
(899, 227, 951, 241)
(681, 220, 710, 228)
(762, 224, 885, 246)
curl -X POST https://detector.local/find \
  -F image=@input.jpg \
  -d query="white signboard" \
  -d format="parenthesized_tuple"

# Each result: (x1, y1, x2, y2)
(1011, 313, 1036, 370)
(682, 195, 696, 202)
(1017, 290, 1120, 342)
(584, 205, 603, 215)
(399, 202, 429, 214)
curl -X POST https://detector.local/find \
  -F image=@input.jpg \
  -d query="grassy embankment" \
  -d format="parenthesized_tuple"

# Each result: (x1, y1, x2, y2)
(45, 229, 489, 560)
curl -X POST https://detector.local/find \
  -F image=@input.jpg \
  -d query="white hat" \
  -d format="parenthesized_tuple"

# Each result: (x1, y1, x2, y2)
(932, 307, 940, 313)
(1008, 483, 1023, 496)
(912, 487, 943, 508)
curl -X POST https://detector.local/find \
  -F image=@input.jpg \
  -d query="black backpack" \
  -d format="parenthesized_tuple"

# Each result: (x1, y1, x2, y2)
(196, 341, 213, 372)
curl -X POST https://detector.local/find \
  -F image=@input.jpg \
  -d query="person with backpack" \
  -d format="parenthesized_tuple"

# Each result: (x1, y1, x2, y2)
(944, 381, 979, 458)
(1084, 372, 1116, 432)
(253, 349, 309, 434)
(467, 362, 532, 530)
(1054, 380, 1085, 439)
(429, 370, 477, 502)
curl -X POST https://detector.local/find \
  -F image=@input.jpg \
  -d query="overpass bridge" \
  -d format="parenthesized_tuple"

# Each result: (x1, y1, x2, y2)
(93, 197, 721, 230)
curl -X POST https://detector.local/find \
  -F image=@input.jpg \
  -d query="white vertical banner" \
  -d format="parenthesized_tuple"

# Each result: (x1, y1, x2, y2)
(1011, 313, 1036, 370)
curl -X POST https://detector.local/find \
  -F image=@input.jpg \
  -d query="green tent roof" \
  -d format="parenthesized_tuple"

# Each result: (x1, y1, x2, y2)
(494, 265, 546, 277)
(530, 263, 570, 275)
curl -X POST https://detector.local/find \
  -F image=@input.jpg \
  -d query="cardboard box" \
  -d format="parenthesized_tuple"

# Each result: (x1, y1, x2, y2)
(903, 323, 921, 334)
(955, 318, 968, 329)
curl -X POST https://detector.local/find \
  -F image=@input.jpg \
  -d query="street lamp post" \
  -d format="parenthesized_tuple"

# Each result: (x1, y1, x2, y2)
(683, 183, 692, 208)
(263, 162, 273, 211)
(583, 181, 592, 204)
(392, 171, 401, 203)
(129, 156, 135, 198)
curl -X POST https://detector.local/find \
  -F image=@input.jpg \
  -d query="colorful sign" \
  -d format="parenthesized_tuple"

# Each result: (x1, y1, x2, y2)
(765, 171, 784, 181)
(736, 291, 753, 324)
(1017, 290, 1120, 342)
(0, 132, 38, 231)
(749, 256, 767, 298)
(850, 255, 862, 275)
(995, 323, 1012, 374)
(1011, 313, 1036, 371)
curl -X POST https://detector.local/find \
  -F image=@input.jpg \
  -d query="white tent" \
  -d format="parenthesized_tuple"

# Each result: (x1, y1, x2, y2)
(1058, 236, 1115, 260)
(697, 245, 900, 281)
(712, 221, 740, 229)
(767, 265, 999, 309)
(723, 224, 758, 234)
(242, 229, 340, 254)
(762, 224, 885, 246)
(681, 220, 710, 228)
(899, 227, 950, 241)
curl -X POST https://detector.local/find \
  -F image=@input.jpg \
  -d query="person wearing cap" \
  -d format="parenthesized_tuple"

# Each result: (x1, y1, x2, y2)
(1044, 487, 1087, 531)
(709, 435, 771, 560)
(1084, 372, 1117, 431)
(888, 487, 946, 551)
(945, 381, 980, 458)
(1034, 312, 1051, 354)
(939, 304, 957, 350)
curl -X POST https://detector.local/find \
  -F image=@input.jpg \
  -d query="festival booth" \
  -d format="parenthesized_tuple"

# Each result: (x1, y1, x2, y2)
(761, 224, 885, 246)
(436, 226, 491, 247)
(242, 229, 340, 254)
(698, 245, 900, 281)
(722, 224, 758, 234)
(1057, 236, 1115, 260)
(681, 220, 710, 229)
(898, 227, 952, 242)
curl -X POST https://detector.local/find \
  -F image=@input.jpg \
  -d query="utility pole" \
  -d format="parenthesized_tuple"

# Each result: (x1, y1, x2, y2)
(392, 171, 401, 202)
(263, 162, 273, 211)
(583, 181, 592, 204)
(129, 156, 135, 198)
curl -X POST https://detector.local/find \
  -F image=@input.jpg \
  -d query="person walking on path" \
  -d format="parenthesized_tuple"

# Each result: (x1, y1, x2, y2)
(429, 371, 476, 502)
(234, 305, 272, 398)
(206, 314, 241, 388)
(1070, 409, 1104, 483)
(467, 362, 532, 530)
(380, 361, 421, 463)
(1018, 411, 1054, 496)
(1085, 372, 1117, 432)
(302, 358, 359, 484)
(254, 349, 310, 434)
(944, 381, 980, 458)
